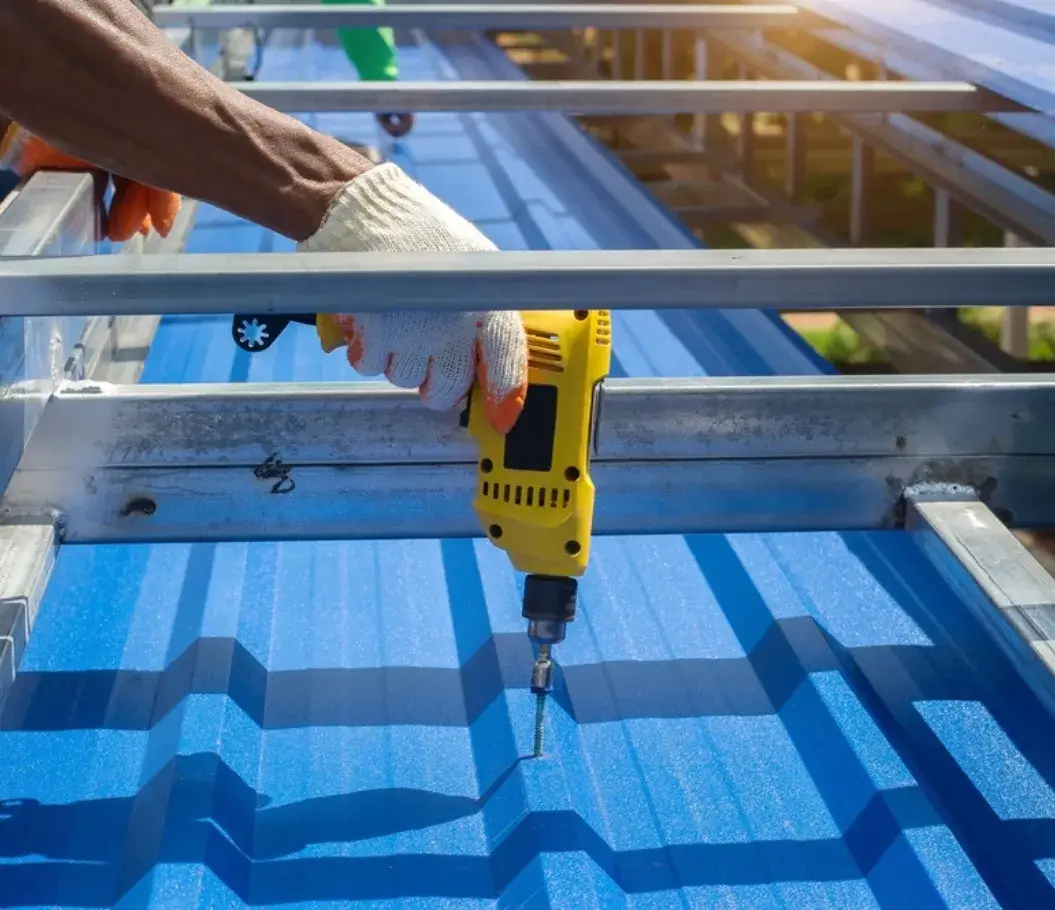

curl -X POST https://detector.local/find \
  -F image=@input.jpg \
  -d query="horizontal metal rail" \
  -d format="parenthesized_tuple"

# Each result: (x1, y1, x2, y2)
(2, 248, 1054, 317)
(233, 80, 1022, 114)
(155, 3, 811, 30)
(4, 375, 1055, 543)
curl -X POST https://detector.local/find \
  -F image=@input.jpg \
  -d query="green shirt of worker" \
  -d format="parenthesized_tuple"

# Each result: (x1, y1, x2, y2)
(322, 0, 414, 136)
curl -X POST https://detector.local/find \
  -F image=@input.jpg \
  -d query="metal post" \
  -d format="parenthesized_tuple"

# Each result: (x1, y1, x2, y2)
(580, 27, 595, 71)
(635, 29, 646, 81)
(785, 113, 807, 201)
(611, 31, 622, 80)
(850, 136, 875, 246)
(737, 62, 755, 173)
(934, 189, 965, 248)
(691, 34, 716, 151)
(1003, 232, 1032, 358)
(661, 29, 673, 80)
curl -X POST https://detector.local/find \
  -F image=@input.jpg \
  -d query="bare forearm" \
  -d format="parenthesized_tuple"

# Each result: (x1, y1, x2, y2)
(0, 0, 371, 239)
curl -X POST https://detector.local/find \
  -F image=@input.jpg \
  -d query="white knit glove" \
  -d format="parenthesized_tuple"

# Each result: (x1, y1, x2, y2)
(299, 163, 528, 433)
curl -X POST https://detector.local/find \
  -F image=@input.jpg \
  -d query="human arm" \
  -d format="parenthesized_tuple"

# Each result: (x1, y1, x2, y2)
(0, 0, 371, 241)
(0, 0, 526, 428)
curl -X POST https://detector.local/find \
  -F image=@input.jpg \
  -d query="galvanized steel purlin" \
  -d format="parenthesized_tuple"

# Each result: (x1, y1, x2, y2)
(235, 80, 1021, 114)
(154, 3, 811, 30)
(5, 374, 1055, 543)
(5, 454, 1054, 543)
(25, 374, 1055, 468)
(2, 247, 1055, 317)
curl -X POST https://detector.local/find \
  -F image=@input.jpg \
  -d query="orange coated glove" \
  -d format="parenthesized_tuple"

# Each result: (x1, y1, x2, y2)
(0, 123, 180, 242)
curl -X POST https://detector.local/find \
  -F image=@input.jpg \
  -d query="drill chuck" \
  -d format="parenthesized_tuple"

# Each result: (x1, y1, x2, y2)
(524, 574, 577, 695)
(523, 574, 577, 627)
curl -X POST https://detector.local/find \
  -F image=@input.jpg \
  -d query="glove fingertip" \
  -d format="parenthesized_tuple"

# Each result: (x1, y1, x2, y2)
(149, 188, 181, 238)
(486, 386, 527, 436)
(107, 182, 150, 242)
(345, 333, 366, 371)
(476, 354, 526, 435)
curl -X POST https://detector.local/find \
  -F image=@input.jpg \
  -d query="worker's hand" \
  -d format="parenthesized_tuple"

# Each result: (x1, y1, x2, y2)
(300, 163, 528, 434)
(376, 113, 415, 139)
(0, 124, 181, 243)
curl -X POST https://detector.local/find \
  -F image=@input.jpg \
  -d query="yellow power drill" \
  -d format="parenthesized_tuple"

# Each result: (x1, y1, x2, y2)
(233, 304, 613, 755)
(463, 309, 612, 756)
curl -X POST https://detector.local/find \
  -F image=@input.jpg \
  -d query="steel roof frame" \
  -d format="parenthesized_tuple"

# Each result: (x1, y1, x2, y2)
(707, 28, 1055, 247)
(3, 6, 1055, 795)
(555, 15, 1048, 371)
(544, 6, 1055, 369)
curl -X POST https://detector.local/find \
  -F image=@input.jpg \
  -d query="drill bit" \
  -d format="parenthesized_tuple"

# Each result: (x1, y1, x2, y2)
(530, 643, 553, 758)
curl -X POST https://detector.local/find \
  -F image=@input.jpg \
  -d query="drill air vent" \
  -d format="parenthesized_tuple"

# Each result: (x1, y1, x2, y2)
(526, 328, 564, 373)
(481, 481, 572, 510)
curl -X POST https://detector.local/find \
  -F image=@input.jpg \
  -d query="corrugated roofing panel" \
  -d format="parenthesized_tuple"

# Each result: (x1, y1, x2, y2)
(3, 31, 1055, 910)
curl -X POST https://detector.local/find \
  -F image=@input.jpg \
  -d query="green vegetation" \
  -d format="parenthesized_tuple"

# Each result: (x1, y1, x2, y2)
(959, 308, 1055, 361)
(799, 312, 1055, 365)
(798, 323, 887, 367)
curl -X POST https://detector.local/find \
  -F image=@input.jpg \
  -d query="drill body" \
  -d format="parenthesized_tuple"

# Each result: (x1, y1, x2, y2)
(466, 309, 612, 744)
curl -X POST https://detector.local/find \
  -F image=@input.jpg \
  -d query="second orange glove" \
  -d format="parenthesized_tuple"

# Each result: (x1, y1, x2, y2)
(0, 124, 181, 243)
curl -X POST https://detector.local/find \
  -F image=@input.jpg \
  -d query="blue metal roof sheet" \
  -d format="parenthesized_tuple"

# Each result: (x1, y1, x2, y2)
(3, 31, 1055, 910)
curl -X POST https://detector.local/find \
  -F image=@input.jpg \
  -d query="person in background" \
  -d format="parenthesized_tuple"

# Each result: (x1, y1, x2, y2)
(323, 0, 415, 138)
(0, 0, 527, 434)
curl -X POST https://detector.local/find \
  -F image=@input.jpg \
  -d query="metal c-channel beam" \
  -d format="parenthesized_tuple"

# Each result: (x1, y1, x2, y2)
(155, 3, 812, 30)
(4, 375, 1055, 543)
(2, 247, 1055, 318)
(232, 80, 1021, 115)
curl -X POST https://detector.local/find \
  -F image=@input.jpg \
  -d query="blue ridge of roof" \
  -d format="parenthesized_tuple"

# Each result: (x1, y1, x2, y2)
(2, 33, 1055, 910)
